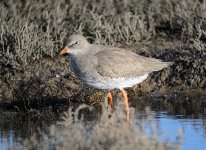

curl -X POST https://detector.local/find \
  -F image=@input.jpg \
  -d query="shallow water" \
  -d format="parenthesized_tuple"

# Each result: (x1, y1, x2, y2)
(142, 111, 206, 150)
(0, 98, 206, 150)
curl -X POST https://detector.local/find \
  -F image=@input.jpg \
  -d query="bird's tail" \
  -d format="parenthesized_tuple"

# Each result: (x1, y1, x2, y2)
(151, 61, 174, 72)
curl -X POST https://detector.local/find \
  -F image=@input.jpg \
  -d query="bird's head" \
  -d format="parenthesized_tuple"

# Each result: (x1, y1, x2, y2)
(60, 34, 89, 56)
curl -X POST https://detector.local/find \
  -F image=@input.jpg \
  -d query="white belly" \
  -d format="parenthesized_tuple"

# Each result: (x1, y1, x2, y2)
(82, 74, 149, 90)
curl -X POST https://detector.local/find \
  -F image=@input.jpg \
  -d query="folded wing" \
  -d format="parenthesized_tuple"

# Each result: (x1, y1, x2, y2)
(94, 48, 172, 78)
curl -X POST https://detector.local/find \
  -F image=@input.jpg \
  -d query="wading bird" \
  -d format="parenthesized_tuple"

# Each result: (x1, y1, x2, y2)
(60, 34, 172, 123)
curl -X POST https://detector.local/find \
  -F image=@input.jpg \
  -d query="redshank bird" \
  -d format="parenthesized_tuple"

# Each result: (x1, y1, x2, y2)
(60, 34, 173, 122)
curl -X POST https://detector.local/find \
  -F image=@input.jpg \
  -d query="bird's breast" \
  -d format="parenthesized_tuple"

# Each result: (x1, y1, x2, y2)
(70, 55, 95, 82)
(70, 56, 83, 78)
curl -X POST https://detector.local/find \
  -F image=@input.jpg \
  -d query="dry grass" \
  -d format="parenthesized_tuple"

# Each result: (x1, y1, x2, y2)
(0, 0, 205, 103)
(0, 0, 205, 71)
(0, 0, 206, 102)
(24, 103, 183, 150)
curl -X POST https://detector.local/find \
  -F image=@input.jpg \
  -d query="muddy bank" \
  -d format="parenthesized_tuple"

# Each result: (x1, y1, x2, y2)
(1, 39, 206, 112)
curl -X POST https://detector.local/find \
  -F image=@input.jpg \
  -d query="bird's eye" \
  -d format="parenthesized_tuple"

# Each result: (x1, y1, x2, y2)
(74, 41, 79, 45)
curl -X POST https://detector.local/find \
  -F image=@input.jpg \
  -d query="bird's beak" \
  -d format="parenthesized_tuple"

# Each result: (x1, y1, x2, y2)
(59, 47, 69, 56)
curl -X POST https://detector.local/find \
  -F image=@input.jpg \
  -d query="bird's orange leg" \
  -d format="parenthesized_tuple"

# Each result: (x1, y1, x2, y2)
(120, 88, 130, 124)
(107, 91, 113, 117)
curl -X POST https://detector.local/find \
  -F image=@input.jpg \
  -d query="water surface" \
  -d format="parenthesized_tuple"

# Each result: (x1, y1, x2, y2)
(0, 93, 206, 150)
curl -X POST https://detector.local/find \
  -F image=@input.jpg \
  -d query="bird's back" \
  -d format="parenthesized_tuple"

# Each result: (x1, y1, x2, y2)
(92, 47, 172, 79)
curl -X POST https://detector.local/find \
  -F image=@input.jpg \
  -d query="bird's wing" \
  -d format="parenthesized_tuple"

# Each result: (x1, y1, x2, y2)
(94, 48, 171, 78)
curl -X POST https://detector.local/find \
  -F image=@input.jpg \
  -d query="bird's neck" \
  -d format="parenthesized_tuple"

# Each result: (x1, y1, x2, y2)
(70, 52, 87, 66)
